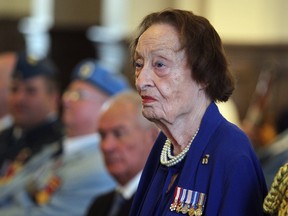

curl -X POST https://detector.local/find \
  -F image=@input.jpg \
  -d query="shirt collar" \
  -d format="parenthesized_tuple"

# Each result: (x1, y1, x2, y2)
(63, 133, 100, 156)
(117, 171, 142, 199)
(0, 115, 13, 131)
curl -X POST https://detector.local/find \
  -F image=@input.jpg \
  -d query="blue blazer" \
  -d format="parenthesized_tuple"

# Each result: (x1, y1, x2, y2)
(130, 103, 268, 216)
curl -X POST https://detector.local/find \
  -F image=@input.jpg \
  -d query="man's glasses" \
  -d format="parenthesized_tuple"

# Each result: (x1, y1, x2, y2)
(63, 89, 97, 102)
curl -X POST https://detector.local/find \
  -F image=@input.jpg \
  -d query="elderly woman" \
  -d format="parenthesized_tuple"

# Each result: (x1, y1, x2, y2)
(129, 9, 268, 216)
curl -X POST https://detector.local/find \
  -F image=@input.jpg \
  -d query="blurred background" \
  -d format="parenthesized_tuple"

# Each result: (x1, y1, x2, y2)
(1, 0, 288, 148)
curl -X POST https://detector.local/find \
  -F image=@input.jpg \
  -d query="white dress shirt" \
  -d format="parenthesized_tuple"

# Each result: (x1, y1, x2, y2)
(117, 172, 142, 200)
(0, 115, 13, 132)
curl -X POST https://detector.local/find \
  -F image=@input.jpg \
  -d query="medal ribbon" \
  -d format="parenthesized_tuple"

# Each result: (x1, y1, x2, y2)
(181, 189, 193, 214)
(169, 187, 207, 215)
(170, 186, 182, 211)
(176, 188, 187, 212)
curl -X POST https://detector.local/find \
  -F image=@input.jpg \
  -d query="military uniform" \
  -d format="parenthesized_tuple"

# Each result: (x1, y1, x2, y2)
(0, 134, 116, 216)
(0, 141, 61, 204)
(130, 103, 268, 216)
(0, 51, 63, 172)
(0, 118, 63, 169)
(0, 58, 129, 216)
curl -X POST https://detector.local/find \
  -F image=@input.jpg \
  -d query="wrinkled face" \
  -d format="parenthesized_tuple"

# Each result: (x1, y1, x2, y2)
(134, 23, 202, 125)
(99, 102, 152, 185)
(8, 77, 57, 128)
(62, 80, 107, 136)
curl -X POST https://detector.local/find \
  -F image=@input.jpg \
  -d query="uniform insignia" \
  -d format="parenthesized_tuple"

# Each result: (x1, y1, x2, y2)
(27, 55, 38, 65)
(79, 62, 94, 79)
(0, 148, 31, 185)
(26, 157, 63, 205)
(35, 175, 62, 205)
(170, 186, 207, 215)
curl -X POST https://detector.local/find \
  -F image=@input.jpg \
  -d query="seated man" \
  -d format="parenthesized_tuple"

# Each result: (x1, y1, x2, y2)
(0, 51, 63, 180)
(86, 91, 159, 216)
(0, 59, 131, 216)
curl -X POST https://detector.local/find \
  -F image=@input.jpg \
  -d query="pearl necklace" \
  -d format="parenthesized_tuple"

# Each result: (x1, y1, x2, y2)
(160, 128, 199, 167)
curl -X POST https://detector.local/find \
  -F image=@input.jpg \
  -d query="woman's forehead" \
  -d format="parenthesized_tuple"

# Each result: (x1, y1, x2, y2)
(136, 24, 181, 55)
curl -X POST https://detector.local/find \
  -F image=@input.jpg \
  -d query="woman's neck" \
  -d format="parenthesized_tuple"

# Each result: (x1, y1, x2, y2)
(158, 98, 211, 155)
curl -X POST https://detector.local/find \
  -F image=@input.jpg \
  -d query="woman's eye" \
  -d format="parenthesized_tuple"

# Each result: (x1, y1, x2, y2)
(155, 62, 165, 68)
(134, 61, 143, 69)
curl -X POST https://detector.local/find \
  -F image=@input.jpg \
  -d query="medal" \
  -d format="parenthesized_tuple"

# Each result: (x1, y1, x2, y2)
(35, 175, 61, 205)
(169, 202, 178, 212)
(181, 189, 192, 214)
(0, 148, 31, 185)
(181, 203, 190, 214)
(195, 208, 203, 216)
(188, 207, 195, 216)
(176, 202, 182, 212)
(176, 188, 187, 212)
(170, 186, 181, 211)
(195, 192, 206, 216)
(170, 186, 207, 215)
(188, 190, 199, 216)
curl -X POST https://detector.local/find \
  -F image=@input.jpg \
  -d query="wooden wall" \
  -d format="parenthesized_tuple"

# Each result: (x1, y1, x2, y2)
(225, 45, 288, 121)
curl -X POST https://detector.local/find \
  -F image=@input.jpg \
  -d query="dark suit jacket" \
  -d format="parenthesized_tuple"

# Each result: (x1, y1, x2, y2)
(0, 118, 64, 168)
(86, 190, 134, 216)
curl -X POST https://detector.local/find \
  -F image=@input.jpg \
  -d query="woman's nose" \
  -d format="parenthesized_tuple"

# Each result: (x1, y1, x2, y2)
(135, 66, 152, 91)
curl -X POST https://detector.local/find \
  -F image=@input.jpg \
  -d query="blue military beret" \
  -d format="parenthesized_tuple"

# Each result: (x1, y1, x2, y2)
(12, 52, 58, 80)
(71, 59, 131, 96)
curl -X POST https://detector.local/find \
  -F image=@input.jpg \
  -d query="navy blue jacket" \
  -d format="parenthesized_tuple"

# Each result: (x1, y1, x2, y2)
(130, 103, 268, 216)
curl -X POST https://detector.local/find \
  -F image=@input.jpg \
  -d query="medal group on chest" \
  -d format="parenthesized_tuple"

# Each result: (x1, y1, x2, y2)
(170, 186, 206, 216)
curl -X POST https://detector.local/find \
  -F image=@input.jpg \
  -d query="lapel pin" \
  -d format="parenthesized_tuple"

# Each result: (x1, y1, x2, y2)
(202, 154, 210, 165)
